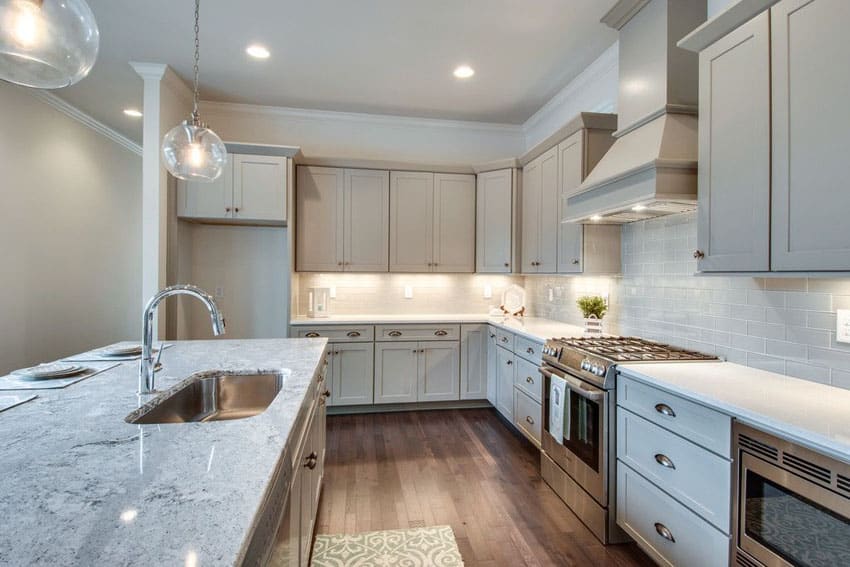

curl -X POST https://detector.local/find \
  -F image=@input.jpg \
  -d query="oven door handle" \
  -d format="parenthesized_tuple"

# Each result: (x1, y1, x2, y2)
(539, 367, 604, 402)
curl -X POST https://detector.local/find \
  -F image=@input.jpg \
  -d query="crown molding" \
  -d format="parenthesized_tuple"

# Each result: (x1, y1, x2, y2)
(201, 100, 524, 135)
(522, 41, 619, 136)
(129, 61, 167, 81)
(601, 0, 651, 30)
(26, 89, 142, 156)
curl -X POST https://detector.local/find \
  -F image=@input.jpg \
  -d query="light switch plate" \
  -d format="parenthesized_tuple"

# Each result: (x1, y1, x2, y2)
(837, 310, 850, 344)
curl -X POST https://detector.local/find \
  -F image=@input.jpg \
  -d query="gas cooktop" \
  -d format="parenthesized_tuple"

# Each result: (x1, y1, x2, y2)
(541, 336, 719, 389)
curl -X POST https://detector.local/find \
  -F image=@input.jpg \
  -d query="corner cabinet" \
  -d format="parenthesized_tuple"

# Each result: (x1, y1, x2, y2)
(177, 153, 287, 225)
(693, 0, 850, 272)
(296, 166, 389, 272)
(389, 172, 475, 273)
(476, 169, 515, 273)
(521, 116, 621, 275)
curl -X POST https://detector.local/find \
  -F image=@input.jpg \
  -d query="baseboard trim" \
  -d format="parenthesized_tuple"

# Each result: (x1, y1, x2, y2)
(327, 400, 492, 415)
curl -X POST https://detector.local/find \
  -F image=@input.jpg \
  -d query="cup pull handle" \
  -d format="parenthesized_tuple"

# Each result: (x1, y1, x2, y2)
(654, 403, 676, 418)
(435, 330, 448, 336)
(654, 522, 675, 543)
(388, 331, 402, 337)
(654, 453, 676, 469)
(346, 331, 361, 337)
(305, 332, 320, 338)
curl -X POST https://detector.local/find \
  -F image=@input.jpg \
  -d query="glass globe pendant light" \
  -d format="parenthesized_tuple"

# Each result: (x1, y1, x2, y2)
(161, 0, 226, 182)
(0, 0, 99, 88)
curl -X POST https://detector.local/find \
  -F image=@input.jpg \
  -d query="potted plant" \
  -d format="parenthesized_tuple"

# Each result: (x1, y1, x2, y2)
(577, 295, 607, 335)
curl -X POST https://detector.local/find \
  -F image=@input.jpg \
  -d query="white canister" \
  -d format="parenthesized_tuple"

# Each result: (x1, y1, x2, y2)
(307, 287, 331, 318)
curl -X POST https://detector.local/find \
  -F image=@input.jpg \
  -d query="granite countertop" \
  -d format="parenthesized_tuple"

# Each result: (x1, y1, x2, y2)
(290, 314, 587, 343)
(619, 361, 850, 463)
(0, 339, 327, 566)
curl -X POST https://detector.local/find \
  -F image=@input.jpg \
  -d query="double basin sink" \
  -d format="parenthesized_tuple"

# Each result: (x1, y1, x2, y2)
(126, 370, 286, 424)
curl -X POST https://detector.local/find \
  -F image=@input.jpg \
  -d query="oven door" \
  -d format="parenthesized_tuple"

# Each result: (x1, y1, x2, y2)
(541, 365, 608, 505)
(737, 451, 850, 566)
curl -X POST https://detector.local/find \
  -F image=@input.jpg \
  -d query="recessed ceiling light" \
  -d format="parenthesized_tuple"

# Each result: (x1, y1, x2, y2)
(123, 108, 142, 118)
(453, 64, 475, 79)
(590, 215, 602, 222)
(246, 44, 270, 59)
(631, 204, 647, 211)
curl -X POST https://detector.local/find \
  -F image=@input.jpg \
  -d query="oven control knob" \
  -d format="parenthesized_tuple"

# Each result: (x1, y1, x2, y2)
(543, 346, 552, 356)
(590, 363, 599, 374)
(596, 365, 606, 376)
(581, 359, 590, 371)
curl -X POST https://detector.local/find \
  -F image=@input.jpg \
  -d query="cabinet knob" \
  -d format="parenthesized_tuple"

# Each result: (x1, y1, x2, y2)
(500, 336, 508, 343)
(338, 262, 343, 266)
(225, 207, 231, 212)
(526, 376, 534, 384)
(693, 250, 705, 259)
(654, 522, 675, 543)
(304, 452, 318, 470)
(572, 259, 580, 265)
(504, 262, 510, 267)
(526, 347, 534, 354)
(323, 389, 331, 398)
(234, 207, 240, 213)
(525, 415, 534, 425)
(506, 360, 513, 365)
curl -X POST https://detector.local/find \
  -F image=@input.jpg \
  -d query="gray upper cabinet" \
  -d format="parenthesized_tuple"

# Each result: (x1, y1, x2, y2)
(691, 0, 850, 272)
(296, 166, 389, 272)
(770, 0, 850, 271)
(296, 166, 344, 272)
(178, 153, 287, 224)
(521, 146, 559, 273)
(343, 169, 390, 271)
(696, 12, 771, 272)
(557, 131, 586, 274)
(475, 169, 514, 273)
(390, 171, 475, 273)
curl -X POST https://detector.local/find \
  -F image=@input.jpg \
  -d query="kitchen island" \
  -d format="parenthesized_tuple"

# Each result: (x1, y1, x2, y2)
(0, 338, 328, 566)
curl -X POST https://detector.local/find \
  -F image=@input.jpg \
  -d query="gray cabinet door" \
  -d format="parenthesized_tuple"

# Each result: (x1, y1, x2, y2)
(418, 341, 460, 402)
(178, 155, 233, 219)
(476, 169, 513, 273)
(343, 169, 389, 272)
(771, 0, 850, 270)
(233, 154, 287, 222)
(433, 174, 476, 273)
(486, 327, 498, 405)
(537, 146, 560, 273)
(374, 341, 419, 403)
(296, 166, 343, 271)
(331, 342, 375, 406)
(389, 171, 434, 272)
(697, 12, 770, 272)
(495, 346, 515, 420)
(521, 157, 541, 273)
(460, 324, 488, 400)
(557, 131, 585, 273)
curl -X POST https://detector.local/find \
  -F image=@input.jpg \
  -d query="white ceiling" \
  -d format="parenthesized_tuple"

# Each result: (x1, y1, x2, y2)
(55, 0, 618, 143)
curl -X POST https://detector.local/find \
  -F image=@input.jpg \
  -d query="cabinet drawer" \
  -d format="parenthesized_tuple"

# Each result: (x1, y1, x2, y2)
(617, 464, 729, 567)
(513, 356, 542, 402)
(375, 324, 460, 342)
(514, 387, 542, 446)
(617, 373, 731, 458)
(295, 325, 374, 343)
(618, 409, 731, 533)
(514, 335, 543, 363)
(494, 328, 514, 350)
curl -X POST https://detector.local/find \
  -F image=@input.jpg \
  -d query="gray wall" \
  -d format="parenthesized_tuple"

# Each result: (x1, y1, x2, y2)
(0, 84, 143, 374)
(528, 212, 850, 389)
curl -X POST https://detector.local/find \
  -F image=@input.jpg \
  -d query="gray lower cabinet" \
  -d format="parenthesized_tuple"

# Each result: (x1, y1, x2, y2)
(495, 346, 515, 420)
(328, 342, 374, 406)
(616, 373, 731, 567)
(270, 369, 326, 566)
(374, 340, 460, 404)
(460, 324, 488, 400)
(485, 326, 498, 406)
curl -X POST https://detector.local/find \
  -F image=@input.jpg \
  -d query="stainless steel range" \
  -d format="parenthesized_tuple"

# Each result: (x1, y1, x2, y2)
(539, 336, 718, 544)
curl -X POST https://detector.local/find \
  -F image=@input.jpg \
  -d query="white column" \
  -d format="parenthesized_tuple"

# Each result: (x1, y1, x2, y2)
(130, 62, 192, 338)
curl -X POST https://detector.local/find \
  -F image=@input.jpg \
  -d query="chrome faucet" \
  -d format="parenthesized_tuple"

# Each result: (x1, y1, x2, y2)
(140, 284, 225, 394)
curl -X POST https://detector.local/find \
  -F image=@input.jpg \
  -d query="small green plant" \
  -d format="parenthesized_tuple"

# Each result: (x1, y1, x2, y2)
(577, 295, 607, 319)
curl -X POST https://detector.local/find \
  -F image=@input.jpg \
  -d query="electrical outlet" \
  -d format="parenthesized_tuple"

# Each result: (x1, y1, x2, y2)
(329, 286, 337, 299)
(838, 310, 850, 344)
(483, 285, 492, 299)
(404, 286, 414, 299)
(214, 286, 225, 298)
(548, 288, 554, 302)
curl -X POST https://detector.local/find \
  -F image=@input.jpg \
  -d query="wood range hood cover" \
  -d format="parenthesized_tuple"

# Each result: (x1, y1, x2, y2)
(564, 0, 706, 224)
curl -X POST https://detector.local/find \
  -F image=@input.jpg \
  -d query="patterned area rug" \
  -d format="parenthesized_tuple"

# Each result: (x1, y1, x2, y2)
(311, 525, 464, 566)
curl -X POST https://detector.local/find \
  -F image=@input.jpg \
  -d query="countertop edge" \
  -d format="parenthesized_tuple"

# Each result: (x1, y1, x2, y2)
(617, 365, 850, 463)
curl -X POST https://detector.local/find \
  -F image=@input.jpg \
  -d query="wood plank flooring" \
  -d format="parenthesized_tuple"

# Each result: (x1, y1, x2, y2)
(315, 408, 654, 566)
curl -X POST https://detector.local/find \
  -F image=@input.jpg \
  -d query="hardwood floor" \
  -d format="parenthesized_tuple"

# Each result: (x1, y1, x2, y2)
(315, 408, 654, 566)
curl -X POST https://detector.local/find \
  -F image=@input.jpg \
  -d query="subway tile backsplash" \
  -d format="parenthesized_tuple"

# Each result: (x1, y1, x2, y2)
(526, 211, 850, 390)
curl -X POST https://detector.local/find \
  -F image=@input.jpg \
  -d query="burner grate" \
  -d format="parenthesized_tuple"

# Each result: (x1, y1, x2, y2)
(552, 336, 718, 362)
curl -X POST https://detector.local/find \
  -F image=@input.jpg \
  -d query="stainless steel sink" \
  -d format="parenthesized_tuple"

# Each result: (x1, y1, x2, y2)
(126, 370, 285, 424)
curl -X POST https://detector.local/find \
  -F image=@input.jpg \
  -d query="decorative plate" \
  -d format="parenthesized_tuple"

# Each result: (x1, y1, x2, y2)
(501, 284, 527, 316)
(11, 364, 87, 380)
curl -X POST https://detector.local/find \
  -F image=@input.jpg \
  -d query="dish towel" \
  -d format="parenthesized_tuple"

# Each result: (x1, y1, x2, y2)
(549, 374, 567, 444)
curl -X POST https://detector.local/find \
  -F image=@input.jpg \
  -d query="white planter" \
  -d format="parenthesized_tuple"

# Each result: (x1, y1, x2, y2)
(584, 317, 604, 335)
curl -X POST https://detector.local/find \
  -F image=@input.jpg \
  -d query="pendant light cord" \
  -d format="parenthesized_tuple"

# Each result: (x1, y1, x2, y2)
(191, 0, 201, 125)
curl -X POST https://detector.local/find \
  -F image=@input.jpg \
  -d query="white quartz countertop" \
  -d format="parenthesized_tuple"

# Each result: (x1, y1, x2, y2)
(0, 339, 327, 566)
(619, 361, 850, 463)
(290, 314, 586, 343)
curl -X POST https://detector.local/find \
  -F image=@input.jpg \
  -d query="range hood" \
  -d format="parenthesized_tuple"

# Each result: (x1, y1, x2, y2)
(564, 0, 706, 224)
